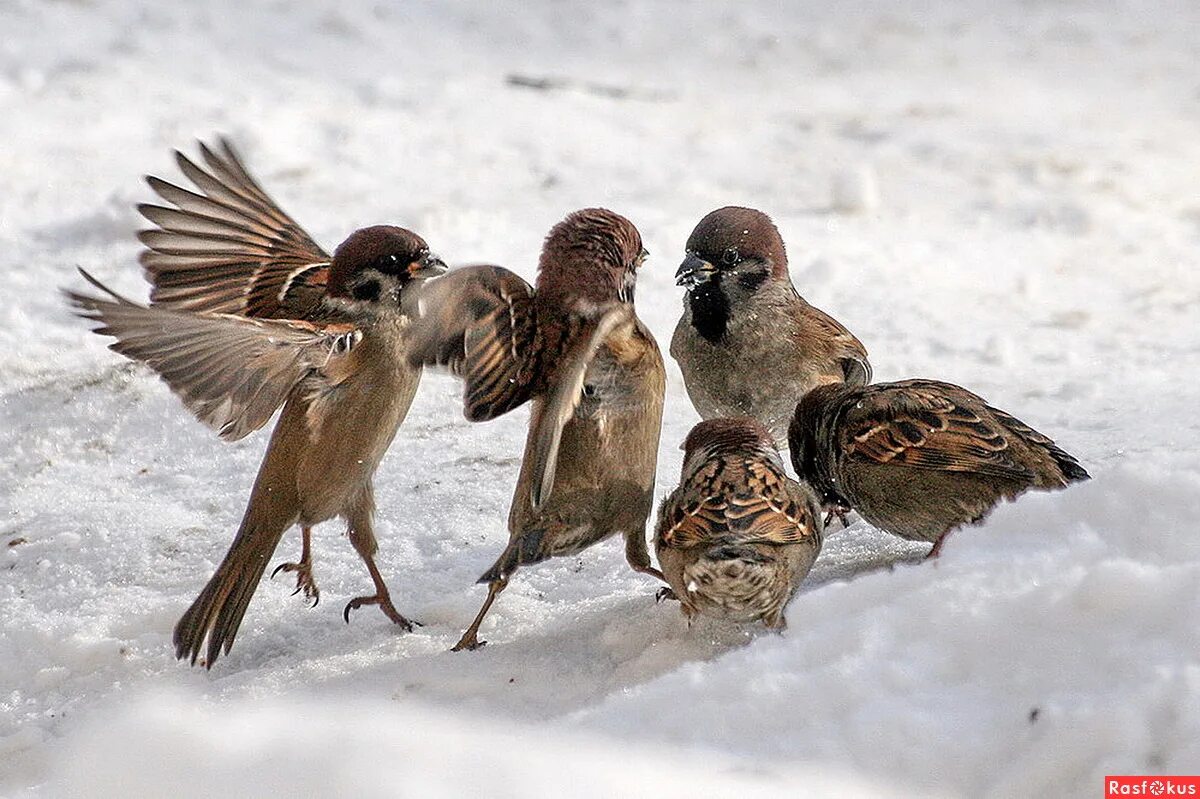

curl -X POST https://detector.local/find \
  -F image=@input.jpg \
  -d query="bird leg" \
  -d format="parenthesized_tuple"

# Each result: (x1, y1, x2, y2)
(343, 522, 418, 631)
(624, 530, 667, 583)
(452, 576, 508, 652)
(926, 530, 954, 560)
(271, 525, 320, 607)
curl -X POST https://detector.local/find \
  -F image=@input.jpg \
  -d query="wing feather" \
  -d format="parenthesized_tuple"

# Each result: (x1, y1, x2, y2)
(65, 270, 358, 441)
(138, 138, 331, 319)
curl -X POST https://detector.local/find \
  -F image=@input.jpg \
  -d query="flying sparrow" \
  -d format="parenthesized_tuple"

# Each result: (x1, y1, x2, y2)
(788, 379, 1091, 557)
(67, 139, 446, 667)
(671, 206, 870, 446)
(408, 208, 665, 651)
(656, 418, 823, 628)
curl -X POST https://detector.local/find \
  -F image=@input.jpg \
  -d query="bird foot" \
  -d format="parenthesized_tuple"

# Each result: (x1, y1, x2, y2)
(823, 505, 852, 529)
(450, 632, 487, 652)
(271, 560, 320, 607)
(342, 593, 419, 631)
(655, 587, 679, 603)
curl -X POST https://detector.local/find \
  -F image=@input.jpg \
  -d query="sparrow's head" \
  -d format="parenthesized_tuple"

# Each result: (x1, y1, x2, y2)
(681, 541, 792, 627)
(327, 225, 447, 306)
(676, 206, 788, 296)
(681, 417, 779, 477)
(536, 208, 648, 308)
(787, 384, 846, 503)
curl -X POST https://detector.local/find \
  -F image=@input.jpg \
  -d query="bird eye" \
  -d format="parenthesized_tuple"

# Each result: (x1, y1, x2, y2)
(721, 248, 739, 266)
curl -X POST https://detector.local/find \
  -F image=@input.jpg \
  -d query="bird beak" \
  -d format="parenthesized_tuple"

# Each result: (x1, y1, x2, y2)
(675, 253, 716, 289)
(410, 252, 449, 279)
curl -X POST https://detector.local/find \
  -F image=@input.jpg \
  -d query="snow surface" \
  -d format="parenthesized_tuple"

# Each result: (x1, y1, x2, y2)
(3, 1, 1199, 796)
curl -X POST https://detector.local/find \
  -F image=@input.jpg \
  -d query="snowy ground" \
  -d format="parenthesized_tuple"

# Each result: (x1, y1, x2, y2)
(3, 1, 1199, 796)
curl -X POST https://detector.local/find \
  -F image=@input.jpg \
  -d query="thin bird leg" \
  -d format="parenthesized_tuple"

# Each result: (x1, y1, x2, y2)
(624, 530, 666, 583)
(452, 577, 509, 652)
(271, 525, 320, 607)
(926, 530, 954, 560)
(343, 523, 418, 631)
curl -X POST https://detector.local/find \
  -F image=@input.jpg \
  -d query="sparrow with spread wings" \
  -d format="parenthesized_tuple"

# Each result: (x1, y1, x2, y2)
(408, 207, 666, 651)
(789, 379, 1090, 557)
(656, 418, 823, 628)
(66, 139, 446, 667)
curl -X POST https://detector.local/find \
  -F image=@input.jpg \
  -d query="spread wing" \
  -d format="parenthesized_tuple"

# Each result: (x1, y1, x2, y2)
(65, 270, 359, 441)
(838, 379, 1034, 479)
(138, 137, 332, 319)
(406, 265, 540, 421)
(527, 306, 627, 510)
(658, 456, 820, 550)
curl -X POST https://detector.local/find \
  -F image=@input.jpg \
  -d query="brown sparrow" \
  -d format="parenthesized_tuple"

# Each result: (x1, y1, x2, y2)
(671, 206, 870, 446)
(788, 379, 1091, 557)
(408, 208, 665, 651)
(656, 418, 823, 628)
(67, 140, 446, 667)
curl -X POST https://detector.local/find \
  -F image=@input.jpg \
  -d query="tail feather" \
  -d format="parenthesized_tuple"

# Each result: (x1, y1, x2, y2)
(1051, 446, 1090, 484)
(174, 513, 293, 668)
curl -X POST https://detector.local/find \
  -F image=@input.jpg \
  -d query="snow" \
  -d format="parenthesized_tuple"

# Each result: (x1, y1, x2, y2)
(3, 0, 1199, 796)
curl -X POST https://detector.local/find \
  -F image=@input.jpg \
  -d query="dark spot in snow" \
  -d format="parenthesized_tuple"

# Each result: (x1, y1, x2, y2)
(1028, 707, 1040, 723)
(8, 537, 27, 547)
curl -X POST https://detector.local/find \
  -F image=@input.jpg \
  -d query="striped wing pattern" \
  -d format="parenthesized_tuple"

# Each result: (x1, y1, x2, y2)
(139, 138, 332, 319)
(659, 456, 818, 550)
(66, 272, 359, 442)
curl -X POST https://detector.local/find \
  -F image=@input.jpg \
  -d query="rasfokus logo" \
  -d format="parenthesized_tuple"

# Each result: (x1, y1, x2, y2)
(1106, 777, 1200, 796)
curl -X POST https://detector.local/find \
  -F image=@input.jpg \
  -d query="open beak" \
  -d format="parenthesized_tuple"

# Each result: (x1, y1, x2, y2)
(410, 252, 449, 279)
(675, 253, 717, 289)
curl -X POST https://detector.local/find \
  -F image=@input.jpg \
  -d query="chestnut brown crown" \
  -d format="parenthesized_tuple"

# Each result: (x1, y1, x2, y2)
(327, 225, 437, 300)
(685, 206, 789, 279)
(683, 416, 777, 459)
(536, 208, 647, 306)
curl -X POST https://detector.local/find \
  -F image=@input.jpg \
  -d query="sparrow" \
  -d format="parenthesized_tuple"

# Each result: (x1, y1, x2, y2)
(66, 139, 447, 667)
(407, 208, 665, 651)
(671, 206, 871, 447)
(788, 379, 1091, 557)
(655, 418, 823, 628)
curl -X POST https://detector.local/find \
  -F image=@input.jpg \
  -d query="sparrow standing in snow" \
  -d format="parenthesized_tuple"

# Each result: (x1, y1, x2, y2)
(656, 418, 823, 628)
(67, 139, 446, 667)
(408, 208, 665, 651)
(788, 379, 1090, 557)
(671, 206, 870, 447)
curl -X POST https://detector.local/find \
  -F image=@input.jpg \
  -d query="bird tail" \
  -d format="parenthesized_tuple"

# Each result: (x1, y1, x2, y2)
(1051, 446, 1091, 484)
(173, 486, 298, 669)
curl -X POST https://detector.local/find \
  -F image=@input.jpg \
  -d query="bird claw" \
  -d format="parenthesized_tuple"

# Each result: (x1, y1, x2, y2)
(655, 587, 679, 603)
(450, 634, 487, 652)
(271, 560, 320, 607)
(342, 593, 418, 631)
(823, 504, 852, 529)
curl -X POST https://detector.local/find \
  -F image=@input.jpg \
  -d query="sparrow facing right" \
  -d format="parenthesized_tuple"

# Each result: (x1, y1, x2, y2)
(408, 208, 666, 651)
(788, 379, 1091, 556)
(656, 418, 823, 628)
(671, 206, 870, 447)
(67, 139, 446, 667)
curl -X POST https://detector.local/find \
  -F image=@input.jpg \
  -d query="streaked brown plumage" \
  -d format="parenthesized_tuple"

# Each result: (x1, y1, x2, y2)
(65, 139, 447, 667)
(671, 206, 870, 446)
(788, 379, 1091, 555)
(656, 418, 823, 628)
(408, 208, 665, 650)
